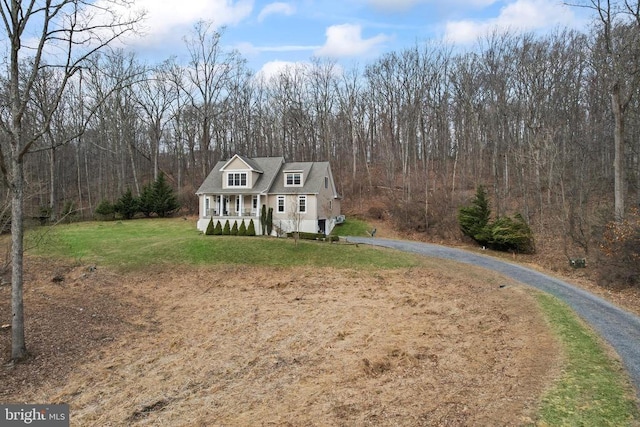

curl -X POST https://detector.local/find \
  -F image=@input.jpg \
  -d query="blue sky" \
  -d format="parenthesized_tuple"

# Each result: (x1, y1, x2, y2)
(123, 0, 591, 76)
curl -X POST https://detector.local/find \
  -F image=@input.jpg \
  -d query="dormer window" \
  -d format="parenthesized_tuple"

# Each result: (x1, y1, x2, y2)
(285, 172, 302, 187)
(227, 172, 247, 187)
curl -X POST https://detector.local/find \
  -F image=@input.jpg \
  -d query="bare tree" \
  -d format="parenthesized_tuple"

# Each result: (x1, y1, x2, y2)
(574, 0, 640, 220)
(0, 0, 143, 361)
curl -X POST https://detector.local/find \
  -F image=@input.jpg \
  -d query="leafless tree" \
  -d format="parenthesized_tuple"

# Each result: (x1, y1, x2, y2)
(0, 0, 143, 361)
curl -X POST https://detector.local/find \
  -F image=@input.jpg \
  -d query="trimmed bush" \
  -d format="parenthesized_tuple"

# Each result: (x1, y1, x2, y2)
(238, 221, 247, 236)
(205, 218, 215, 235)
(266, 207, 273, 236)
(213, 221, 223, 235)
(223, 220, 231, 235)
(231, 221, 238, 235)
(247, 219, 256, 236)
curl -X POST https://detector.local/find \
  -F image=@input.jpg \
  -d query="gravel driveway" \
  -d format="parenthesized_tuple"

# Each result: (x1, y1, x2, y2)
(346, 236, 640, 397)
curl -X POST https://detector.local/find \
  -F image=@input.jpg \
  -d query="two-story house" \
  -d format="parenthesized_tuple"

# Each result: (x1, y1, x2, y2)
(196, 154, 342, 236)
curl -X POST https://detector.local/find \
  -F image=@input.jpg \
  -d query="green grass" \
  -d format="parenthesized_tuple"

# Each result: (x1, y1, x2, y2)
(535, 292, 640, 426)
(331, 217, 372, 237)
(27, 218, 640, 424)
(28, 218, 420, 271)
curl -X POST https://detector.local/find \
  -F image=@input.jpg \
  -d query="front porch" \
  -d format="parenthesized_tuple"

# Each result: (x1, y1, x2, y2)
(197, 193, 264, 234)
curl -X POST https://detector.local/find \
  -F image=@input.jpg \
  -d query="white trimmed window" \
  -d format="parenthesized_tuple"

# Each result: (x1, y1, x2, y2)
(298, 195, 307, 213)
(227, 172, 247, 187)
(277, 195, 285, 213)
(285, 172, 302, 187)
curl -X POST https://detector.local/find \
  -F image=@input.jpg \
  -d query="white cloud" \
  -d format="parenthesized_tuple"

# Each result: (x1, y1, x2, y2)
(125, 0, 254, 47)
(255, 60, 309, 81)
(314, 24, 391, 58)
(444, 0, 577, 44)
(257, 2, 295, 22)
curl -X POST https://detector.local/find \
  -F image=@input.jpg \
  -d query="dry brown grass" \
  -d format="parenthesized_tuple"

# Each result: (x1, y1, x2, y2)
(1, 257, 561, 426)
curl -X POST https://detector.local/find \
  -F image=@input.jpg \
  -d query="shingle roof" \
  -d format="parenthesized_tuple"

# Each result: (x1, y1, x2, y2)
(196, 156, 334, 196)
(195, 157, 284, 194)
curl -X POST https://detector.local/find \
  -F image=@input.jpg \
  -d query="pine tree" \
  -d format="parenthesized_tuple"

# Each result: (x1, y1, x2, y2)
(238, 221, 247, 236)
(138, 183, 155, 217)
(95, 199, 115, 221)
(458, 185, 491, 246)
(153, 172, 180, 217)
(223, 220, 231, 235)
(115, 187, 139, 220)
(231, 221, 238, 235)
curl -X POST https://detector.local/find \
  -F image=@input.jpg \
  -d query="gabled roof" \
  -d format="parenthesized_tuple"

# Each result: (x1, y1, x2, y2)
(196, 156, 338, 197)
(220, 154, 264, 173)
(195, 156, 284, 195)
(270, 162, 330, 195)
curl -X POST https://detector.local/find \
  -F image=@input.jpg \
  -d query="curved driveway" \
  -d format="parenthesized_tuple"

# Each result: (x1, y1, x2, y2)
(347, 236, 640, 397)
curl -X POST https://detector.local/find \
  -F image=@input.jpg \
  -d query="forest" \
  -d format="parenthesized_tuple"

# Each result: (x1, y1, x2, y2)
(3, 2, 640, 278)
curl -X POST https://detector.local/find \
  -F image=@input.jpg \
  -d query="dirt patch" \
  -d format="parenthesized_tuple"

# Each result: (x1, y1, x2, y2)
(1, 257, 561, 426)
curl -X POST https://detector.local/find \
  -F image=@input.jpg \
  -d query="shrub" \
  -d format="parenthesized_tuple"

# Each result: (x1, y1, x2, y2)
(261, 204, 267, 235)
(266, 207, 273, 236)
(488, 214, 535, 254)
(205, 218, 215, 235)
(223, 220, 231, 235)
(95, 199, 115, 221)
(238, 221, 247, 236)
(213, 221, 223, 235)
(230, 221, 238, 235)
(247, 219, 256, 236)
(458, 185, 534, 254)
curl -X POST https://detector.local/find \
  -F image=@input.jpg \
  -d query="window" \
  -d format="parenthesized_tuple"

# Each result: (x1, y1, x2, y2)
(227, 172, 247, 187)
(324, 176, 329, 189)
(252, 196, 258, 210)
(285, 172, 302, 186)
(298, 195, 307, 213)
(277, 196, 285, 213)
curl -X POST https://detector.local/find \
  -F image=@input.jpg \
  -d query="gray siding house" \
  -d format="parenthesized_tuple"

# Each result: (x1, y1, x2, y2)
(196, 154, 341, 235)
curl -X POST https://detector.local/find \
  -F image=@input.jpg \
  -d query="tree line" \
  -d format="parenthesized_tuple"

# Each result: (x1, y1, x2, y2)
(8, 9, 637, 244)
(1, 0, 639, 361)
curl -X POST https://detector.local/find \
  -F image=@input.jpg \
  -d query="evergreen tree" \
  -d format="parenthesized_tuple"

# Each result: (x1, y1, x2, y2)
(458, 185, 491, 246)
(267, 207, 273, 236)
(238, 221, 247, 236)
(223, 220, 231, 235)
(95, 199, 115, 221)
(115, 187, 139, 220)
(247, 219, 256, 236)
(260, 204, 267, 235)
(231, 221, 239, 235)
(153, 172, 180, 217)
(205, 217, 215, 235)
(138, 183, 155, 217)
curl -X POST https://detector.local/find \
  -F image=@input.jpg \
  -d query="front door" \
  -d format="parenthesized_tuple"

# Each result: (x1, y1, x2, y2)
(318, 219, 326, 235)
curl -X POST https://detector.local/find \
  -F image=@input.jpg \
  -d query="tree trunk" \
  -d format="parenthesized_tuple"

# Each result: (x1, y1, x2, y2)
(611, 82, 625, 221)
(11, 158, 27, 360)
